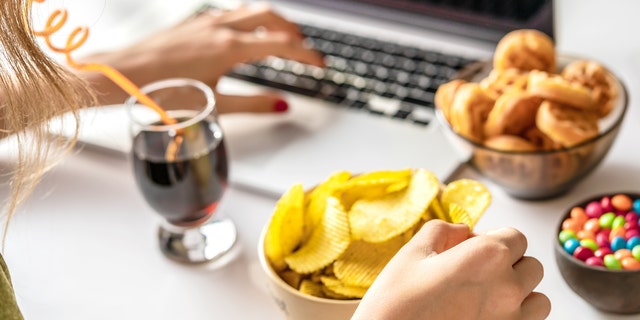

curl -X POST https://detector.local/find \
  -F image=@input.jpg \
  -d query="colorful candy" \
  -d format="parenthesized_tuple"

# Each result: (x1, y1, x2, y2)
(611, 194, 633, 212)
(585, 256, 605, 267)
(604, 254, 622, 270)
(559, 194, 640, 270)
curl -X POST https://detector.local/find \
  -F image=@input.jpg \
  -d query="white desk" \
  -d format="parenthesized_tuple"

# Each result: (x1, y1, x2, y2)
(4, 0, 640, 319)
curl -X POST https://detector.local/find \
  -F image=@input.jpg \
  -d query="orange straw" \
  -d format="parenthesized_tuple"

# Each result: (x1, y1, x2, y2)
(28, 0, 176, 125)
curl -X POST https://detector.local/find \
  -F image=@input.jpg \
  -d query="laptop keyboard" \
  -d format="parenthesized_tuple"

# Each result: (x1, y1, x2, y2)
(228, 23, 477, 126)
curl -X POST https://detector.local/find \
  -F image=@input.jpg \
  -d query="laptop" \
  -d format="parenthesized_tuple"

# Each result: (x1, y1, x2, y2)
(61, 0, 554, 197)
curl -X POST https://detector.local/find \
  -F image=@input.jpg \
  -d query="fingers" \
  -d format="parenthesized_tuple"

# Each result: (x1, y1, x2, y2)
(231, 31, 325, 66)
(206, 3, 303, 37)
(215, 92, 289, 114)
(484, 227, 528, 265)
(199, 4, 325, 67)
(408, 220, 471, 257)
(520, 292, 552, 320)
(487, 229, 547, 318)
(512, 256, 544, 297)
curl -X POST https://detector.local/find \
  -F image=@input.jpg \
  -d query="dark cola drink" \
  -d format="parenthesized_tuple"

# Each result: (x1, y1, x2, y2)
(132, 118, 228, 227)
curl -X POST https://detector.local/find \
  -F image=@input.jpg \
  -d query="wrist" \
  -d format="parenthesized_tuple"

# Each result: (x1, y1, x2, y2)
(76, 49, 154, 106)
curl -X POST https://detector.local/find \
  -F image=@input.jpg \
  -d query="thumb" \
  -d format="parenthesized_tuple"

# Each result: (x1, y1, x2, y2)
(214, 92, 289, 114)
(405, 220, 471, 258)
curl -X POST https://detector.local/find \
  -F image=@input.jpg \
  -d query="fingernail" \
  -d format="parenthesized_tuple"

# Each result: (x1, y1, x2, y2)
(274, 99, 288, 112)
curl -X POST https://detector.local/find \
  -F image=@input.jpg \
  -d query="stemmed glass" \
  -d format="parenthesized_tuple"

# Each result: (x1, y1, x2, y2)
(126, 78, 237, 265)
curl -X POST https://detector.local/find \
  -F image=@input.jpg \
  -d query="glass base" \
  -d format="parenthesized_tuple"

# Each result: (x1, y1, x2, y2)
(158, 216, 238, 265)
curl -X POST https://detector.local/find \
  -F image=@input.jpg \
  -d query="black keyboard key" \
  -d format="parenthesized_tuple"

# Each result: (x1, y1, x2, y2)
(338, 45, 356, 59)
(393, 109, 412, 119)
(404, 89, 435, 107)
(373, 66, 389, 81)
(346, 99, 367, 109)
(409, 74, 433, 89)
(351, 61, 370, 77)
(394, 71, 411, 85)
(397, 58, 417, 72)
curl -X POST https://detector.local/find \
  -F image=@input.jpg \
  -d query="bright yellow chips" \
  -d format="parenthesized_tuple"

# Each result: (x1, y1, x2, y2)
(337, 169, 412, 210)
(263, 168, 492, 300)
(304, 171, 351, 241)
(349, 169, 439, 242)
(320, 276, 369, 299)
(334, 235, 406, 288)
(441, 179, 492, 230)
(264, 183, 305, 271)
(285, 197, 351, 274)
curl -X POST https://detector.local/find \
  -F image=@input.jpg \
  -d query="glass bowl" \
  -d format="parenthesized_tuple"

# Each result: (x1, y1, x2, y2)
(436, 57, 628, 200)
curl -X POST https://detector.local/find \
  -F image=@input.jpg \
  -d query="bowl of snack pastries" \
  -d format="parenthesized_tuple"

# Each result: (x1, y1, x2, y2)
(257, 169, 491, 319)
(554, 192, 640, 314)
(435, 29, 628, 200)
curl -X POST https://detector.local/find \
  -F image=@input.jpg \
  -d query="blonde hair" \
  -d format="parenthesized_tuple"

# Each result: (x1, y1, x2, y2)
(1, 0, 94, 244)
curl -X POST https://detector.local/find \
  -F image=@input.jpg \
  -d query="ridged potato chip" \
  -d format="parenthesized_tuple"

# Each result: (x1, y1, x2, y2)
(299, 279, 325, 298)
(285, 197, 350, 274)
(334, 235, 407, 287)
(441, 179, 492, 230)
(320, 276, 368, 299)
(305, 171, 351, 241)
(424, 196, 450, 222)
(264, 184, 305, 271)
(349, 169, 439, 243)
(448, 203, 472, 227)
(279, 269, 303, 290)
(338, 169, 412, 210)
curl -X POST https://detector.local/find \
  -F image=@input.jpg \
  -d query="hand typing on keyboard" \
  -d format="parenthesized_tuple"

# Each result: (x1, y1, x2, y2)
(78, 3, 324, 114)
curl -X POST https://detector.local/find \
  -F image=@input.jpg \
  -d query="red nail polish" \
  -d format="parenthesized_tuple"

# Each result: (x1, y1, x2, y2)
(274, 100, 288, 112)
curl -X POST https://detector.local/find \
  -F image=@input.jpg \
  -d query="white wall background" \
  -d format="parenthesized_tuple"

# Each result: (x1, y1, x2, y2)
(555, 0, 640, 65)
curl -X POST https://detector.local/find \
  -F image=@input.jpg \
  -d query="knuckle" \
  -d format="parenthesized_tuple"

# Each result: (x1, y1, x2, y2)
(217, 30, 240, 49)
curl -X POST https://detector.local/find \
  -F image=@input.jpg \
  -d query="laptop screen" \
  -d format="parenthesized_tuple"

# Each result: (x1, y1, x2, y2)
(290, 0, 554, 43)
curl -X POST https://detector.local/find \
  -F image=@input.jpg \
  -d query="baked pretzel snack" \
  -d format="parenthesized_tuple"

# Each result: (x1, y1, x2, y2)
(484, 135, 538, 152)
(562, 60, 619, 118)
(493, 29, 556, 73)
(450, 83, 495, 142)
(536, 100, 599, 147)
(528, 70, 596, 110)
(437, 28, 619, 158)
(435, 79, 467, 123)
(479, 68, 529, 100)
(523, 126, 562, 150)
(484, 90, 542, 138)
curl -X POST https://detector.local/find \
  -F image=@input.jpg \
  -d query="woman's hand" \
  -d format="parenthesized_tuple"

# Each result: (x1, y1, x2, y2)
(80, 3, 324, 113)
(352, 220, 551, 320)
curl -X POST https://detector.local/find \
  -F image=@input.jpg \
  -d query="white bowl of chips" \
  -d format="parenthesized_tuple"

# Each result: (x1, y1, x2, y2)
(257, 169, 491, 319)
(258, 226, 360, 320)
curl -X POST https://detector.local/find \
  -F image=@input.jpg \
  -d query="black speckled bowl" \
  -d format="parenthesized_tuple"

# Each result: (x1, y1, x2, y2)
(554, 193, 640, 314)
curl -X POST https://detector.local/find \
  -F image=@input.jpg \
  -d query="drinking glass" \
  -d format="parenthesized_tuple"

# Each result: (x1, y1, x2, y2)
(126, 78, 237, 265)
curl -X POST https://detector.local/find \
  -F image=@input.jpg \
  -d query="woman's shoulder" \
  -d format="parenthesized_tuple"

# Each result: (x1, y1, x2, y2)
(0, 253, 25, 320)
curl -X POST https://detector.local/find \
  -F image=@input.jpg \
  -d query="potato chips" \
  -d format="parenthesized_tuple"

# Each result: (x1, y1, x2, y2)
(262, 168, 491, 300)
(349, 169, 439, 243)
(264, 183, 305, 271)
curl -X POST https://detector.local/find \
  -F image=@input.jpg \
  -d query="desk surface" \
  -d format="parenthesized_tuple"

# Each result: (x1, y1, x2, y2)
(4, 0, 640, 319)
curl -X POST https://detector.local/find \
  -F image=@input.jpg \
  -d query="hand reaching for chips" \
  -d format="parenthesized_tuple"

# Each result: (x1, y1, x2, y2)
(263, 168, 491, 300)
(352, 220, 551, 320)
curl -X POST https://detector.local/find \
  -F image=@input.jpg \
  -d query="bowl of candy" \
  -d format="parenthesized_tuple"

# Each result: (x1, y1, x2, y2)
(435, 29, 628, 200)
(256, 169, 491, 319)
(554, 193, 640, 314)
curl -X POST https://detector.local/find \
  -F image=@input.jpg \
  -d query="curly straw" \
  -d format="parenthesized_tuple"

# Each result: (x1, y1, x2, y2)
(28, 0, 176, 125)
